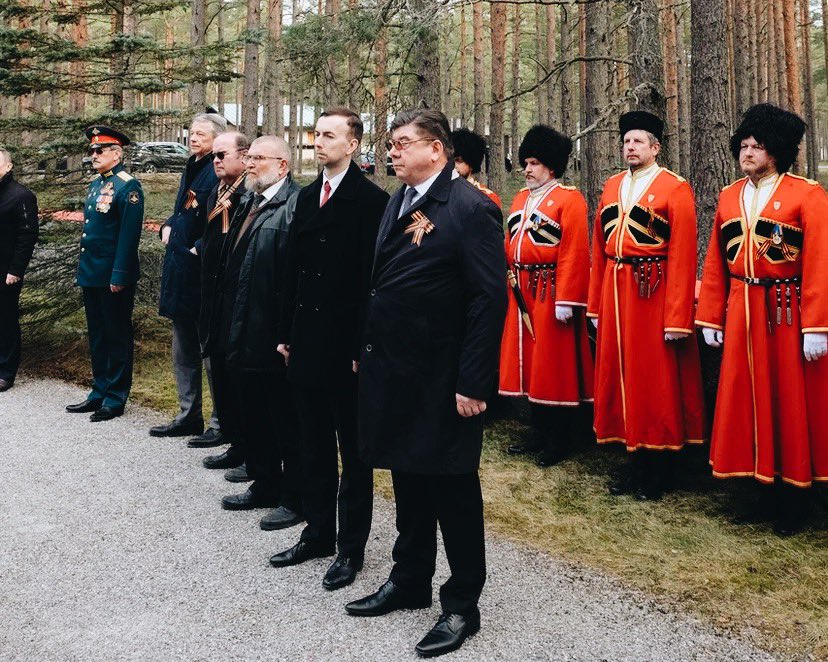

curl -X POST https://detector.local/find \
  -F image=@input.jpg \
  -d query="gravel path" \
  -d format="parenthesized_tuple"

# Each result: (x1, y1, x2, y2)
(1, 377, 775, 662)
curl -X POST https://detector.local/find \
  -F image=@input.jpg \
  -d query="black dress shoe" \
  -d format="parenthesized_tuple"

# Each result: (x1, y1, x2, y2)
(187, 428, 226, 448)
(66, 398, 103, 413)
(506, 441, 542, 456)
(344, 580, 431, 617)
(90, 406, 124, 422)
(0, 378, 12, 392)
(224, 463, 251, 482)
(221, 484, 279, 511)
(269, 541, 334, 567)
(322, 555, 363, 591)
(149, 420, 204, 438)
(415, 610, 480, 658)
(608, 474, 636, 496)
(260, 505, 304, 531)
(536, 447, 567, 468)
(202, 449, 244, 470)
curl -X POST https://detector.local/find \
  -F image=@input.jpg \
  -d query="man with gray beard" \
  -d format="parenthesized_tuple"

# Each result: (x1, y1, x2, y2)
(212, 136, 304, 520)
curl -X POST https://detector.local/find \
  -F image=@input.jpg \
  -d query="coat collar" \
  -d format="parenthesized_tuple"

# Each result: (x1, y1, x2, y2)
(298, 161, 364, 232)
(395, 161, 454, 219)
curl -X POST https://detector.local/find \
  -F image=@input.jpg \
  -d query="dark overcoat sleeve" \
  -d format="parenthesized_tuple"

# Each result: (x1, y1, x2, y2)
(276, 191, 307, 346)
(455, 197, 508, 400)
(9, 187, 39, 278)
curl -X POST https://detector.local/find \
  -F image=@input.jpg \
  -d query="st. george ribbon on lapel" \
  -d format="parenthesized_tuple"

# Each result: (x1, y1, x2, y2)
(403, 210, 435, 247)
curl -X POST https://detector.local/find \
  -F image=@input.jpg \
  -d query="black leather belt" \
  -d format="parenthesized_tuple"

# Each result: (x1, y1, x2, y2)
(730, 275, 801, 331)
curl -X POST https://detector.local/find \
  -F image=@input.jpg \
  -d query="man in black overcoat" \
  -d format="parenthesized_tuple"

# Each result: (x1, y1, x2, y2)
(271, 107, 389, 591)
(344, 109, 507, 658)
(0, 148, 38, 392)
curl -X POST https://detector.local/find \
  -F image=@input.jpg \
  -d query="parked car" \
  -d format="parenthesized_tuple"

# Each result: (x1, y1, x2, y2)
(359, 151, 395, 176)
(127, 142, 190, 173)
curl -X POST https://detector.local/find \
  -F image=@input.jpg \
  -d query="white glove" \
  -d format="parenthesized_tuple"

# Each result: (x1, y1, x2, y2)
(664, 331, 690, 341)
(803, 332, 828, 362)
(590, 317, 598, 329)
(555, 305, 573, 323)
(702, 327, 724, 348)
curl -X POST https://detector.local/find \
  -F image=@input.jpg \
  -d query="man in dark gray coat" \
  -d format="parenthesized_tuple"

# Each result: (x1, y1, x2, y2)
(212, 136, 303, 520)
(344, 109, 507, 658)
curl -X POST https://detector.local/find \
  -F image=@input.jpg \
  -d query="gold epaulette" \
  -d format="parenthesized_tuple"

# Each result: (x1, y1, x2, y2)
(722, 177, 747, 191)
(117, 170, 134, 182)
(559, 184, 576, 190)
(661, 168, 686, 183)
(787, 173, 819, 186)
(518, 186, 529, 192)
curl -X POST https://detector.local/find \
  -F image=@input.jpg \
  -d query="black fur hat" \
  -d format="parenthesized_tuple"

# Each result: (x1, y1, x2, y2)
(451, 128, 487, 174)
(619, 111, 664, 142)
(518, 124, 573, 178)
(729, 103, 805, 174)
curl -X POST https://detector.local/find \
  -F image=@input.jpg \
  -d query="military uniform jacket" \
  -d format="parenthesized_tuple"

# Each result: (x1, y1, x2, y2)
(277, 161, 389, 386)
(159, 154, 218, 320)
(358, 163, 508, 475)
(77, 164, 144, 288)
(696, 173, 828, 486)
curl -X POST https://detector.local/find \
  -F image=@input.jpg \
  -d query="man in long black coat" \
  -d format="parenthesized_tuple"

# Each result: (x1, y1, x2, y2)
(345, 109, 507, 659)
(271, 107, 389, 591)
(0, 148, 38, 392)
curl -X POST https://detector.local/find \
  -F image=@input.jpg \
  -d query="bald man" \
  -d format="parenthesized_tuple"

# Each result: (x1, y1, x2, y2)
(214, 136, 304, 523)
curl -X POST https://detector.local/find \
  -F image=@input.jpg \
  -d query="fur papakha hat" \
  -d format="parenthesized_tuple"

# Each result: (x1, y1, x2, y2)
(450, 128, 487, 174)
(729, 103, 805, 174)
(518, 124, 573, 178)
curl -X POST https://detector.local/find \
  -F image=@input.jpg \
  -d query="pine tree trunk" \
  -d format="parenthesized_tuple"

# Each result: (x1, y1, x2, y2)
(191, 0, 208, 111)
(732, 0, 750, 115)
(800, 0, 818, 178)
(782, 0, 801, 114)
(756, 0, 768, 102)
(347, 0, 358, 109)
(559, 0, 577, 139)
(288, 0, 299, 160)
(473, 0, 485, 131)
(216, 1, 226, 114)
(772, 0, 787, 106)
(748, 0, 758, 103)
(676, 3, 692, 174)
(583, 0, 613, 221)
(460, 1, 468, 126)
(241, 0, 261, 136)
(628, 0, 669, 163)
(535, 5, 548, 124)
(545, 4, 558, 125)
(489, 0, 507, 194)
(510, 2, 521, 168)
(724, 0, 736, 126)
(823, 0, 828, 103)
(324, 0, 340, 106)
(691, 0, 731, 265)
(263, 0, 284, 135)
(410, 0, 440, 109)
(374, 22, 388, 186)
(662, 0, 679, 171)
(110, 3, 124, 111)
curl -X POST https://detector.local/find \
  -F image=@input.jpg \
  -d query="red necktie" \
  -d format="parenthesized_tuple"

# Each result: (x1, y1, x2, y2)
(320, 180, 332, 207)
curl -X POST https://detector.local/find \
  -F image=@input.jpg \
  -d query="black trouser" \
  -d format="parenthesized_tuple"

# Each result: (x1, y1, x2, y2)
(82, 285, 135, 408)
(0, 281, 22, 383)
(232, 368, 301, 511)
(206, 352, 244, 452)
(294, 375, 373, 557)
(389, 470, 486, 615)
(530, 403, 577, 450)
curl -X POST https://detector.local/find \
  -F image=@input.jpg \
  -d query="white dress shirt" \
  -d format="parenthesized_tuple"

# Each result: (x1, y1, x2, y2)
(319, 167, 348, 206)
(620, 161, 661, 211)
(260, 176, 288, 205)
(742, 172, 779, 226)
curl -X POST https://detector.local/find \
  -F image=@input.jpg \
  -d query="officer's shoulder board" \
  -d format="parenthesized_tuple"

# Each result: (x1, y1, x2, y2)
(661, 168, 686, 183)
(787, 173, 819, 186)
(117, 170, 134, 182)
(722, 177, 747, 192)
(518, 186, 529, 193)
(558, 183, 577, 191)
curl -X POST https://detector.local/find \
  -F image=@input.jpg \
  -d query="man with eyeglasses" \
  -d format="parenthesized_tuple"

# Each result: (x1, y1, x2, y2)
(190, 132, 249, 463)
(271, 107, 389, 592)
(151, 113, 224, 441)
(65, 126, 144, 421)
(204, 136, 304, 520)
(345, 109, 506, 658)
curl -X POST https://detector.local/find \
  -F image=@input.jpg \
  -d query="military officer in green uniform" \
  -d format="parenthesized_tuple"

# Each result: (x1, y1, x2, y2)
(65, 126, 145, 422)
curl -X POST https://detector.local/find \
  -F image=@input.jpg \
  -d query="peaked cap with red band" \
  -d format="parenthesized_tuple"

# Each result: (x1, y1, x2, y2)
(84, 125, 132, 147)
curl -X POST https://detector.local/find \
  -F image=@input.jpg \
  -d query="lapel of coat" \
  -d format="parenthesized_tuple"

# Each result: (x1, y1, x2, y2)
(249, 175, 296, 237)
(373, 162, 454, 265)
(299, 161, 363, 234)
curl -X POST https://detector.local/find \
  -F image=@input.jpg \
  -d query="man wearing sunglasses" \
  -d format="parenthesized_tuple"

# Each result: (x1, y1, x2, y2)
(151, 112, 224, 440)
(65, 126, 144, 421)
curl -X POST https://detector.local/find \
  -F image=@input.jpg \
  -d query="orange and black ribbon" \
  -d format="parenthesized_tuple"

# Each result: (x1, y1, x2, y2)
(207, 174, 245, 233)
(184, 189, 199, 210)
